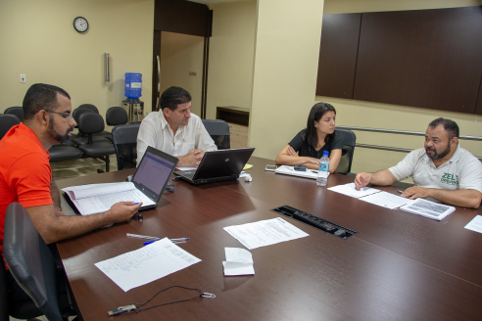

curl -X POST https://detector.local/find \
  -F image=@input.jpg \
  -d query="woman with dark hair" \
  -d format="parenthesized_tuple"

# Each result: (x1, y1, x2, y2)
(275, 103, 343, 172)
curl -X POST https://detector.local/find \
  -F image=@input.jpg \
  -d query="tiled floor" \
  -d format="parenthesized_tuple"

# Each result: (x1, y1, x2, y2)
(51, 155, 118, 181)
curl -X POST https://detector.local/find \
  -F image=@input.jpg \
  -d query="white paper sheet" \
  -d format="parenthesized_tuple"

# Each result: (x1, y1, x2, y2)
(222, 247, 254, 276)
(275, 165, 328, 180)
(328, 182, 380, 198)
(464, 215, 482, 233)
(95, 238, 201, 292)
(223, 217, 309, 250)
(359, 191, 413, 209)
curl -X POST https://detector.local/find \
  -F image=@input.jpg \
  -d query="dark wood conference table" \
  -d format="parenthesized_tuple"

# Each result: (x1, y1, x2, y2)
(56, 157, 482, 321)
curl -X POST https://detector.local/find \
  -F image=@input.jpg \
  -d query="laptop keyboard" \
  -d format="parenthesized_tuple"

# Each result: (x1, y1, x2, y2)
(183, 172, 195, 179)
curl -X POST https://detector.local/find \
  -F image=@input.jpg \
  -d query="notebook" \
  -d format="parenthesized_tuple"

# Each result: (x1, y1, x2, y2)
(174, 148, 255, 185)
(63, 146, 178, 215)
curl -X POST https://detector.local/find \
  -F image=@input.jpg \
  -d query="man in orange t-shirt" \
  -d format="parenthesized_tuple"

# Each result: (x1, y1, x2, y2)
(0, 83, 142, 299)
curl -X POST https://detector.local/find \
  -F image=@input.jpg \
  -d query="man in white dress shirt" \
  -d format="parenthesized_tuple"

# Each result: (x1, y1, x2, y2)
(137, 86, 217, 167)
(354, 118, 482, 209)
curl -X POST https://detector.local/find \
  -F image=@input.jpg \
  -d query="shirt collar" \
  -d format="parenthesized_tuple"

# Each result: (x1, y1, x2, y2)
(17, 122, 50, 157)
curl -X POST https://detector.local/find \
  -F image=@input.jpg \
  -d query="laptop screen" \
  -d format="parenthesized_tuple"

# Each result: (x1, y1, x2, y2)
(133, 148, 177, 196)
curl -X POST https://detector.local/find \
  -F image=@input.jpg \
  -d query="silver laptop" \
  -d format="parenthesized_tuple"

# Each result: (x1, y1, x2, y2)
(175, 148, 255, 185)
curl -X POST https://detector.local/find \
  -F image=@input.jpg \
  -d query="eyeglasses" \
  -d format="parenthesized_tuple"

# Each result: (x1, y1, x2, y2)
(48, 111, 73, 120)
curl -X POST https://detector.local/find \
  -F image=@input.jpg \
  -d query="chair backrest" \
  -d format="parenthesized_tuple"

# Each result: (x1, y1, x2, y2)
(4, 107, 23, 121)
(0, 114, 21, 140)
(334, 128, 356, 175)
(112, 123, 140, 170)
(77, 104, 99, 113)
(3, 203, 64, 321)
(106, 107, 128, 126)
(202, 119, 230, 149)
(78, 113, 105, 135)
(72, 107, 95, 126)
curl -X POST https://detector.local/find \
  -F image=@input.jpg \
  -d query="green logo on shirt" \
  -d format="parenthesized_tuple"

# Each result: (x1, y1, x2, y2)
(441, 172, 458, 185)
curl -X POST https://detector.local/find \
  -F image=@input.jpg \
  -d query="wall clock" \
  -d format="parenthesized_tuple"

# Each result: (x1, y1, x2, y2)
(73, 16, 88, 33)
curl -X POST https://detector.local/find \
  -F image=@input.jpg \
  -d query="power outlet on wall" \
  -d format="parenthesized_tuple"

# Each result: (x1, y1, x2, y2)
(20, 74, 26, 83)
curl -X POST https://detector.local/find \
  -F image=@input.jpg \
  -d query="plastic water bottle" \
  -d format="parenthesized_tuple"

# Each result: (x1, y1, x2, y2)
(316, 151, 330, 186)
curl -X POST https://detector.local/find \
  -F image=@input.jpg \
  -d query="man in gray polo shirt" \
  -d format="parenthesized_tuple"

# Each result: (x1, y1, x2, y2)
(354, 118, 482, 209)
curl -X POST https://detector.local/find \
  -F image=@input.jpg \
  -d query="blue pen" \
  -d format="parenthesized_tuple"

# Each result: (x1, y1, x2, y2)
(143, 238, 189, 245)
(134, 202, 139, 205)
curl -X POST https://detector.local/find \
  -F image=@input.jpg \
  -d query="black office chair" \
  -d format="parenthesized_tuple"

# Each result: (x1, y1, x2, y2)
(0, 260, 44, 321)
(112, 122, 140, 170)
(76, 113, 116, 172)
(334, 128, 356, 175)
(0, 114, 21, 140)
(48, 144, 82, 162)
(4, 106, 23, 121)
(3, 203, 76, 321)
(71, 108, 111, 146)
(105, 107, 129, 142)
(77, 103, 99, 113)
(202, 119, 230, 149)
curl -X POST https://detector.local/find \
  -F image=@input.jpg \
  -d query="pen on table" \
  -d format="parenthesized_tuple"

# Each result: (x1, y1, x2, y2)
(398, 190, 404, 194)
(126, 233, 159, 241)
(143, 238, 189, 245)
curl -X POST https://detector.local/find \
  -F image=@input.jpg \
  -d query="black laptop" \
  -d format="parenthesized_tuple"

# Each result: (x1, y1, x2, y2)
(130, 146, 179, 210)
(174, 148, 255, 185)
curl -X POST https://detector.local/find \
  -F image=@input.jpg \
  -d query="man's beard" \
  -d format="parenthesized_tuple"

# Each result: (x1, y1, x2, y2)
(425, 144, 451, 160)
(48, 119, 74, 144)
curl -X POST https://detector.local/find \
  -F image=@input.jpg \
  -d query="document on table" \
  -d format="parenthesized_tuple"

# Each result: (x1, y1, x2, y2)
(62, 182, 155, 215)
(465, 215, 482, 233)
(223, 217, 309, 250)
(328, 183, 380, 198)
(360, 191, 413, 209)
(275, 165, 327, 180)
(95, 238, 201, 292)
(400, 198, 455, 221)
(222, 247, 254, 276)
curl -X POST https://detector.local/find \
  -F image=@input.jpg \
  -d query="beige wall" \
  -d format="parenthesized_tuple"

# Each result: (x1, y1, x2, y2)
(206, 0, 257, 120)
(249, 0, 325, 159)
(0, 0, 154, 124)
(160, 31, 204, 116)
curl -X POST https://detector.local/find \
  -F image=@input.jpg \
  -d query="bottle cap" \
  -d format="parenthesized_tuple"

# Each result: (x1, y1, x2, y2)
(323, 151, 329, 156)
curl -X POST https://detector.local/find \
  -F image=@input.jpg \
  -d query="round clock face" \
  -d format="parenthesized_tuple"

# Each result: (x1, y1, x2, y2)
(73, 16, 88, 33)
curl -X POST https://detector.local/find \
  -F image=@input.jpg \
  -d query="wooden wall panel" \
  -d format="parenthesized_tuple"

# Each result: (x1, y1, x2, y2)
(316, 14, 361, 99)
(476, 78, 482, 115)
(154, 0, 211, 37)
(353, 6, 482, 114)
